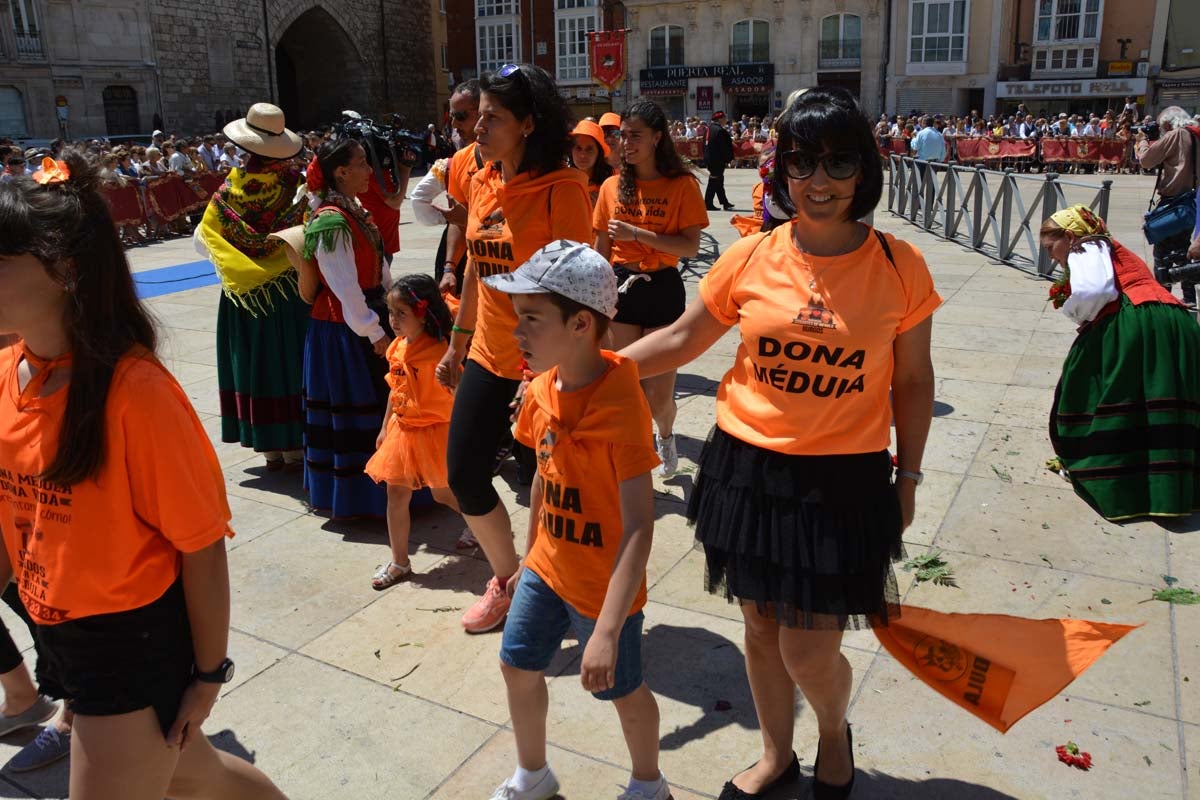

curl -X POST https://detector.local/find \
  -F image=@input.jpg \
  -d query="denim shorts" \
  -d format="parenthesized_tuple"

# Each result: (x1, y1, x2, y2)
(499, 567, 645, 700)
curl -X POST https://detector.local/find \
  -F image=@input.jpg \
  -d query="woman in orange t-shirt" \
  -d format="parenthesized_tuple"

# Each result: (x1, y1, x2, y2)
(622, 88, 940, 799)
(569, 119, 613, 205)
(434, 64, 593, 634)
(593, 100, 709, 477)
(0, 153, 287, 797)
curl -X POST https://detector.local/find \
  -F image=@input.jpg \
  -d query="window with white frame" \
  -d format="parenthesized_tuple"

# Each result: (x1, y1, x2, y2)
(820, 14, 862, 66)
(1035, 0, 1101, 43)
(649, 25, 684, 67)
(441, 43, 449, 70)
(1031, 0, 1101, 76)
(478, 20, 518, 73)
(557, 12, 597, 81)
(909, 0, 966, 63)
(731, 19, 770, 64)
(476, 0, 516, 17)
(556, 0, 596, 8)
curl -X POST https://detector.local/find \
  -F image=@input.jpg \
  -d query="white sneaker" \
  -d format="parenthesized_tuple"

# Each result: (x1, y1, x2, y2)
(488, 767, 560, 800)
(618, 773, 672, 800)
(655, 433, 678, 477)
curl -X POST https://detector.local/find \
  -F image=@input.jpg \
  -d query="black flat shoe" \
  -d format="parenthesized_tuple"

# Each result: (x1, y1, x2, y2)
(717, 752, 800, 800)
(812, 723, 855, 800)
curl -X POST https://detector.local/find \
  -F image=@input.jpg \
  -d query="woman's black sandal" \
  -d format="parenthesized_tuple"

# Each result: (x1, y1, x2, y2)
(716, 751, 800, 800)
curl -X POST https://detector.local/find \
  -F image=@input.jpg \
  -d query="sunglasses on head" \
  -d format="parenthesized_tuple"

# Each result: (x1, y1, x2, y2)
(449, 109, 472, 122)
(497, 63, 531, 92)
(777, 150, 861, 181)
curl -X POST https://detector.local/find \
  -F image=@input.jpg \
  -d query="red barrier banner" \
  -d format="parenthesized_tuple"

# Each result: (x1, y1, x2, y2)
(1040, 137, 1123, 163)
(145, 174, 205, 222)
(197, 173, 226, 198)
(954, 138, 1037, 161)
(100, 183, 146, 227)
(673, 138, 703, 161)
(890, 137, 908, 155)
(733, 140, 760, 161)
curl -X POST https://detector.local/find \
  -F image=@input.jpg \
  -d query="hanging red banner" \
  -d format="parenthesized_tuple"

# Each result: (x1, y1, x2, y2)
(588, 30, 626, 92)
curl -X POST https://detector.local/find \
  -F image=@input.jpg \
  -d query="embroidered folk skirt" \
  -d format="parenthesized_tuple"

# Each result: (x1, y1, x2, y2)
(216, 286, 310, 452)
(1050, 296, 1200, 521)
(303, 319, 388, 519)
(687, 426, 905, 631)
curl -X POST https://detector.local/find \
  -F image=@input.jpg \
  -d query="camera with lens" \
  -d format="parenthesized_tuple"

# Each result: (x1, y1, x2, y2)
(334, 111, 426, 188)
(1153, 249, 1200, 286)
(1135, 121, 1160, 141)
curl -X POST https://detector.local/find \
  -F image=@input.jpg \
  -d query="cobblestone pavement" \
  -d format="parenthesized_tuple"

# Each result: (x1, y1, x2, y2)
(0, 169, 1195, 800)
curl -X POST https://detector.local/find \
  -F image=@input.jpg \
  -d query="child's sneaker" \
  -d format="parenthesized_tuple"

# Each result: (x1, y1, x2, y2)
(461, 576, 511, 633)
(618, 772, 672, 800)
(655, 434, 678, 477)
(489, 766, 560, 799)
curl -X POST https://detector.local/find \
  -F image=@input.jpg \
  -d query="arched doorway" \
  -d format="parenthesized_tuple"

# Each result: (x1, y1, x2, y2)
(274, 7, 370, 130)
(102, 86, 140, 135)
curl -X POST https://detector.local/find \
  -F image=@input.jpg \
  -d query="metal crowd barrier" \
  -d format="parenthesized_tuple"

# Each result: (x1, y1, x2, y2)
(886, 155, 1112, 277)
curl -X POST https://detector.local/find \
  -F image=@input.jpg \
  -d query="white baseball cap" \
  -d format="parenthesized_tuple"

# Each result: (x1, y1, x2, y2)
(483, 240, 618, 319)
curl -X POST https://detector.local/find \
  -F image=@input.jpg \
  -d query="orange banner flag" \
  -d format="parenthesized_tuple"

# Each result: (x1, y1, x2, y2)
(874, 605, 1139, 733)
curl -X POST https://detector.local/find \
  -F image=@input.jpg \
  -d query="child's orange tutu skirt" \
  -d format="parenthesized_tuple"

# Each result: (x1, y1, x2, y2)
(365, 418, 450, 490)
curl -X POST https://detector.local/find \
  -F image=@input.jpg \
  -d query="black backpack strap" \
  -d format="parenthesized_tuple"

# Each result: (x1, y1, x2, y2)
(474, 145, 484, 171)
(874, 229, 899, 271)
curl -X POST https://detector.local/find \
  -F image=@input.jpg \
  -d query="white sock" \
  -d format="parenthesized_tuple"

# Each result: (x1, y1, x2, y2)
(511, 764, 549, 792)
(626, 772, 665, 797)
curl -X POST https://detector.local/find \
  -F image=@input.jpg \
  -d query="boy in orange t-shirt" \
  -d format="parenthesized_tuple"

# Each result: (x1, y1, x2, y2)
(482, 240, 670, 800)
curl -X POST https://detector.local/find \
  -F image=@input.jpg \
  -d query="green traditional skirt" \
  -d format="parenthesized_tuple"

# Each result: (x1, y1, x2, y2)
(216, 283, 311, 453)
(1051, 296, 1200, 521)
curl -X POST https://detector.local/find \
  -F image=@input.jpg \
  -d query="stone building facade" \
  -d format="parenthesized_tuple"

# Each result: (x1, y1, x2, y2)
(622, 0, 889, 121)
(0, 0, 439, 141)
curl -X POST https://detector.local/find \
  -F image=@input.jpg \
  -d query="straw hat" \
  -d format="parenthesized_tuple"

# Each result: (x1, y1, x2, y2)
(224, 103, 302, 160)
(268, 225, 321, 304)
(571, 120, 610, 157)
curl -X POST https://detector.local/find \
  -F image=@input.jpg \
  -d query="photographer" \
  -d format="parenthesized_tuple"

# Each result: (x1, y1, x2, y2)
(346, 113, 415, 285)
(1141, 106, 1200, 308)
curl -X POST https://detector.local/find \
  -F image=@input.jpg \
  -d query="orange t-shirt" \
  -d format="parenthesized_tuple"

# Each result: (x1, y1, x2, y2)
(0, 346, 232, 625)
(446, 142, 482, 206)
(466, 164, 592, 379)
(698, 225, 942, 455)
(513, 352, 659, 619)
(592, 173, 709, 271)
(384, 333, 453, 427)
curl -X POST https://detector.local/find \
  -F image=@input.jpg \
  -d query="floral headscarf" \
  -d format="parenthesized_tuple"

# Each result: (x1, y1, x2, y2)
(1049, 205, 1110, 239)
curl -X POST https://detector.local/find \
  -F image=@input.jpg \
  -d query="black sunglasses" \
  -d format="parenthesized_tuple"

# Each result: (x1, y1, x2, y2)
(778, 150, 861, 181)
(6, 159, 25, 167)
(449, 109, 472, 122)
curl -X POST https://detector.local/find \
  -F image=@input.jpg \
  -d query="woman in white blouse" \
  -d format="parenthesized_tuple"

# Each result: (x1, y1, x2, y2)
(1040, 205, 1200, 522)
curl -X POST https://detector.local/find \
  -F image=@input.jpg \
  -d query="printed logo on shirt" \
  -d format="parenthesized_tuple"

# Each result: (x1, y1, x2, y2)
(537, 429, 556, 467)
(750, 336, 866, 398)
(792, 297, 837, 333)
(477, 209, 506, 238)
(540, 476, 604, 548)
(914, 635, 968, 681)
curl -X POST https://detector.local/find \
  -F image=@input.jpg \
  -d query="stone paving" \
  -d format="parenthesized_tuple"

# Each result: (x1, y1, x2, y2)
(0, 169, 1196, 799)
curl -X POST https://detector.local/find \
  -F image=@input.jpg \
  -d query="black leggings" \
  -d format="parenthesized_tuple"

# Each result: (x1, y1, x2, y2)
(0, 583, 38, 677)
(447, 360, 523, 516)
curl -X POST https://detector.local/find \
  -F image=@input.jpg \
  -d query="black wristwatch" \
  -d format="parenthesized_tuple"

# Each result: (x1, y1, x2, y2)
(194, 658, 236, 684)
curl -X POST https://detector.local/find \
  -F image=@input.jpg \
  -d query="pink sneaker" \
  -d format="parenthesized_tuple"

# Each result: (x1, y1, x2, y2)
(461, 576, 511, 633)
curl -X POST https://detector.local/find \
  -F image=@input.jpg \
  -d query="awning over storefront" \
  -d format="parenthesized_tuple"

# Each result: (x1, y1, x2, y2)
(996, 78, 1148, 99)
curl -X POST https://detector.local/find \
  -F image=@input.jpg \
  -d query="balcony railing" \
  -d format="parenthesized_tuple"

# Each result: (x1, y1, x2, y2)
(729, 43, 770, 64)
(819, 38, 861, 69)
(647, 46, 684, 68)
(14, 30, 43, 59)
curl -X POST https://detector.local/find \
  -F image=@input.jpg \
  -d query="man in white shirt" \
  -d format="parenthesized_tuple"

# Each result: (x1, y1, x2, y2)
(1082, 117, 1101, 137)
(168, 142, 193, 175)
(219, 143, 241, 170)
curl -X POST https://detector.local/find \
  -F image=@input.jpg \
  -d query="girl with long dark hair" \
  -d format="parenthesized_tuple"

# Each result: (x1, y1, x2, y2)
(301, 137, 394, 520)
(593, 99, 709, 476)
(434, 63, 593, 633)
(0, 151, 286, 798)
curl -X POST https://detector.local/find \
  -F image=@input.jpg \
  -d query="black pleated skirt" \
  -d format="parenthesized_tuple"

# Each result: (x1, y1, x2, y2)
(687, 426, 905, 630)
